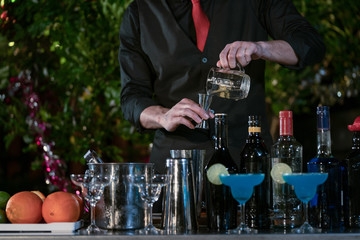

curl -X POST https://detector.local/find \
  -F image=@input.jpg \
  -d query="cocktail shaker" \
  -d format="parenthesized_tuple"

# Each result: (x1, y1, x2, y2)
(170, 149, 206, 218)
(162, 157, 198, 234)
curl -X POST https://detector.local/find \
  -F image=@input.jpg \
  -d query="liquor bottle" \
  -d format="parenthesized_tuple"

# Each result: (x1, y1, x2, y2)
(204, 113, 238, 232)
(270, 111, 303, 229)
(307, 106, 342, 231)
(345, 116, 360, 228)
(239, 115, 270, 229)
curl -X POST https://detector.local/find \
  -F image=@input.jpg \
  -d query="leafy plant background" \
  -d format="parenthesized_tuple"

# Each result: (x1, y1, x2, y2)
(0, 0, 359, 193)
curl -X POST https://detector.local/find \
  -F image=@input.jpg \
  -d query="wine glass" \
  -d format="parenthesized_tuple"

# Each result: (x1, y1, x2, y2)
(282, 173, 328, 233)
(130, 174, 169, 235)
(219, 173, 265, 234)
(82, 171, 112, 234)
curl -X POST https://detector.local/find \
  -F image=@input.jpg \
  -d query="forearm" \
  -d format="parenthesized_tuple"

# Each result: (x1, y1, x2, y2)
(139, 105, 169, 129)
(257, 40, 299, 66)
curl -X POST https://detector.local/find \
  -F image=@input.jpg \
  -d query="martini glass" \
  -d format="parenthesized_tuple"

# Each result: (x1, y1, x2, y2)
(70, 172, 90, 214)
(282, 173, 328, 233)
(73, 170, 111, 234)
(70, 171, 90, 197)
(219, 173, 265, 234)
(130, 174, 169, 235)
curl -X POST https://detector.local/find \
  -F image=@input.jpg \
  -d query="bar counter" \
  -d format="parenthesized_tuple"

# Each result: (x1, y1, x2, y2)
(1, 216, 360, 239)
(2, 231, 360, 240)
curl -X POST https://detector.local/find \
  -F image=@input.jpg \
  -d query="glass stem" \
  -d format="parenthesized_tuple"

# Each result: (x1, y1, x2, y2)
(304, 201, 309, 224)
(90, 203, 96, 227)
(148, 203, 154, 227)
(239, 203, 246, 228)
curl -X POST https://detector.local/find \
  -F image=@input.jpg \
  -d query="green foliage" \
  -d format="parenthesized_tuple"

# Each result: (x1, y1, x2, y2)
(0, 0, 359, 173)
(265, 0, 360, 114)
(0, 0, 152, 166)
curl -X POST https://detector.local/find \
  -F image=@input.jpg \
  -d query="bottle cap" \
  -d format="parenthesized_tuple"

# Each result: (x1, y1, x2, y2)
(248, 115, 261, 132)
(279, 111, 293, 136)
(348, 116, 360, 131)
(317, 106, 330, 130)
(279, 111, 292, 119)
(248, 115, 260, 125)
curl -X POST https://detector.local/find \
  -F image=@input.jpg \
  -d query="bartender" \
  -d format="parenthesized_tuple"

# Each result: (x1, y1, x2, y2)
(119, 0, 325, 173)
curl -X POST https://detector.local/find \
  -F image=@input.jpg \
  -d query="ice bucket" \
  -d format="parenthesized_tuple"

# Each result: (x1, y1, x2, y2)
(88, 163, 154, 230)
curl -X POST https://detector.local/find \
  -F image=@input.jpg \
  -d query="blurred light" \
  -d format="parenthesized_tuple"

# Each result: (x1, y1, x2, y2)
(337, 91, 342, 98)
(8, 41, 14, 47)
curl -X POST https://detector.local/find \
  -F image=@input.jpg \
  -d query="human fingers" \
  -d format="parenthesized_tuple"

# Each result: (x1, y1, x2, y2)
(235, 42, 257, 67)
(218, 43, 232, 69)
(177, 98, 210, 120)
(162, 115, 196, 131)
(218, 41, 252, 68)
(163, 98, 210, 130)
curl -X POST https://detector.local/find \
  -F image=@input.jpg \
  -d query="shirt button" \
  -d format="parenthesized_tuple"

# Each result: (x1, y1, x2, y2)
(202, 57, 208, 63)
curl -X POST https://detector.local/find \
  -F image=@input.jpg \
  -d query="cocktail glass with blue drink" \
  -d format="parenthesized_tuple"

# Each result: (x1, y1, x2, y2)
(282, 173, 328, 233)
(219, 173, 265, 234)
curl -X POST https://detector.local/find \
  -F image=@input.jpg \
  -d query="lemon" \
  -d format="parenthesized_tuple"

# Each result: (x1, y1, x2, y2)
(270, 163, 292, 184)
(0, 209, 6, 223)
(206, 163, 229, 185)
(0, 191, 10, 209)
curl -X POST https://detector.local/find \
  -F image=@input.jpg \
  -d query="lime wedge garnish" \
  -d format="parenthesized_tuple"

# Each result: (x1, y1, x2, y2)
(270, 163, 292, 184)
(207, 163, 229, 185)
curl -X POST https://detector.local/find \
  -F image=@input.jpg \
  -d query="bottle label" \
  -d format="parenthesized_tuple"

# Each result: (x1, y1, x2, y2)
(270, 162, 292, 184)
(206, 163, 229, 185)
(248, 127, 261, 133)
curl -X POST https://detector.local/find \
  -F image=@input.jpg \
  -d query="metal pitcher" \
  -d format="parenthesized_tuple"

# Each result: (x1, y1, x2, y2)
(162, 157, 198, 234)
(88, 163, 153, 230)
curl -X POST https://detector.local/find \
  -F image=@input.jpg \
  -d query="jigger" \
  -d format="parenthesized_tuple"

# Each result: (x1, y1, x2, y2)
(162, 157, 198, 234)
(195, 93, 212, 129)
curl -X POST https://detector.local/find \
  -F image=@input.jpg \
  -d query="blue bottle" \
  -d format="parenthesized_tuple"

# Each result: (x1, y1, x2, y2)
(307, 106, 343, 231)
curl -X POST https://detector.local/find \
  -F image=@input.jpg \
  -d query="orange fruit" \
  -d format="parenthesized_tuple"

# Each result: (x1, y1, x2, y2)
(31, 191, 46, 202)
(71, 193, 84, 219)
(42, 191, 81, 223)
(6, 191, 43, 223)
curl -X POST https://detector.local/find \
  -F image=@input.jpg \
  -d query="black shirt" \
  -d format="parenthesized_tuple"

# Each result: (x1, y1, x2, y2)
(119, 0, 325, 172)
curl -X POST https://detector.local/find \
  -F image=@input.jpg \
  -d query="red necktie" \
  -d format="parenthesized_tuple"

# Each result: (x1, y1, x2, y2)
(191, 0, 210, 52)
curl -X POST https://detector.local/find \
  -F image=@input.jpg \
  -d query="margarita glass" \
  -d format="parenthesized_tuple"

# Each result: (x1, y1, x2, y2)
(282, 173, 328, 233)
(130, 174, 169, 235)
(219, 173, 265, 234)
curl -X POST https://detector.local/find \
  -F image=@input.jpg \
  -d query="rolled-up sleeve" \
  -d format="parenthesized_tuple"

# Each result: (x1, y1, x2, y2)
(119, 2, 157, 131)
(255, 0, 326, 69)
